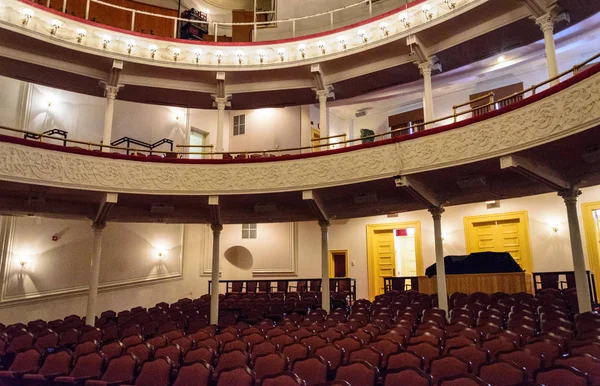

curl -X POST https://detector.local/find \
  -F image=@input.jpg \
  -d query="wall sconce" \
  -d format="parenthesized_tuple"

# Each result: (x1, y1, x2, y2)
(552, 226, 559, 233)
(172, 47, 180, 62)
(338, 36, 347, 50)
(379, 22, 389, 36)
(236, 50, 244, 64)
(399, 13, 411, 28)
(193, 49, 202, 63)
(277, 48, 286, 62)
(215, 50, 223, 64)
(149, 45, 157, 59)
(21, 9, 34, 25)
(76, 28, 86, 43)
(357, 29, 368, 43)
(257, 50, 265, 64)
(298, 44, 306, 59)
(485, 200, 500, 209)
(317, 41, 326, 55)
(445, 0, 456, 9)
(102, 35, 111, 49)
(156, 250, 168, 261)
(50, 19, 62, 35)
(126, 39, 135, 55)
(422, 4, 433, 20)
(19, 255, 31, 270)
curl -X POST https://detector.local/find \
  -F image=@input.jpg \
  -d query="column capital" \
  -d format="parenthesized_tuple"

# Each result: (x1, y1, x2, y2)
(214, 98, 228, 110)
(428, 206, 445, 219)
(91, 221, 106, 231)
(319, 220, 330, 230)
(103, 85, 120, 100)
(558, 188, 582, 204)
(536, 13, 556, 34)
(418, 60, 433, 76)
(211, 223, 223, 233)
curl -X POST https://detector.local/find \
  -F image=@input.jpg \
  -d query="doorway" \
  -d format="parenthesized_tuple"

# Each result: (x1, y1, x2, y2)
(366, 222, 423, 299)
(464, 211, 532, 273)
(582, 201, 600, 297)
(329, 250, 348, 278)
(189, 128, 208, 159)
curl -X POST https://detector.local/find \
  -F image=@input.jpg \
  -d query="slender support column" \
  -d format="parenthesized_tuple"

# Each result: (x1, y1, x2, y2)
(319, 220, 331, 312)
(85, 0, 91, 19)
(210, 224, 223, 325)
(317, 91, 329, 143)
(429, 207, 448, 314)
(419, 61, 435, 128)
(536, 14, 559, 86)
(559, 189, 592, 312)
(102, 86, 118, 153)
(215, 98, 227, 153)
(85, 222, 105, 326)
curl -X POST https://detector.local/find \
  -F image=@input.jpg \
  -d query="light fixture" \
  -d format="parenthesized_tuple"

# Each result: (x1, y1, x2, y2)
(445, 0, 456, 9)
(357, 29, 367, 43)
(485, 200, 500, 209)
(317, 41, 326, 55)
(156, 249, 168, 261)
(193, 48, 202, 63)
(338, 36, 347, 50)
(202, 9, 210, 14)
(172, 47, 180, 61)
(422, 4, 433, 20)
(19, 255, 31, 270)
(215, 50, 223, 64)
(552, 225, 559, 233)
(277, 48, 286, 62)
(257, 49, 265, 64)
(399, 12, 411, 28)
(379, 22, 389, 36)
(236, 50, 244, 64)
(102, 35, 111, 49)
(76, 28, 86, 43)
(50, 19, 62, 35)
(298, 44, 306, 59)
(497, 55, 506, 63)
(21, 8, 34, 25)
(149, 44, 157, 59)
(126, 39, 135, 54)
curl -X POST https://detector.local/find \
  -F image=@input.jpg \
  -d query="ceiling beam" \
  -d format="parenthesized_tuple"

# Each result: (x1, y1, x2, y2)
(500, 154, 571, 190)
(395, 176, 441, 208)
(302, 190, 329, 222)
(518, 0, 558, 18)
(208, 195, 221, 225)
(94, 193, 118, 224)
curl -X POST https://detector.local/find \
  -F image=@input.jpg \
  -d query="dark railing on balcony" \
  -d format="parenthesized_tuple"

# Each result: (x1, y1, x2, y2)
(110, 136, 174, 155)
(533, 270, 597, 304)
(24, 129, 68, 146)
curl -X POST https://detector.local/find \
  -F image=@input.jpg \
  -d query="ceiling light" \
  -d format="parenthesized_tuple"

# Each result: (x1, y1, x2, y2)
(497, 55, 506, 63)
(445, 0, 456, 9)
(317, 41, 326, 55)
(102, 35, 111, 49)
(172, 47, 180, 61)
(76, 28, 86, 43)
(357, 29, 367, 43)
(21, 8, 34, 25)
(193, 48, 202, 63)
(149, 44, 157, 59)
(126, 39, 135, 54)
(50, 19, 62, 35)
(338, 36, 347, 49)
(379, 22, 389, 36)
(399, 12, 411, 28)
(422, 4, 433, 20)
(298, 44, 306, 59)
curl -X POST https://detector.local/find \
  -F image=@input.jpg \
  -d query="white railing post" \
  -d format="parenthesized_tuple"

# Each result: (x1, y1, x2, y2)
(173, 17, 177, 38)
(369, 0, 372, 17)
(46, 0, 51, 7)
(292, 19, 296, 38)
(214, 23, 218, 41)
(85, 0, 90, 19)
(130, 10, 135, 31)
(330, 12, 334, 30)
(62, 0, 67, 12)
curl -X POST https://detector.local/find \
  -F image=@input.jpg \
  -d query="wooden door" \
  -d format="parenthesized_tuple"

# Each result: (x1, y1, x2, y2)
(398, 232, 417, 277)
(333, 253, 346, 278)
(373, 230, 396, 296)
(469, 218, 527, 270)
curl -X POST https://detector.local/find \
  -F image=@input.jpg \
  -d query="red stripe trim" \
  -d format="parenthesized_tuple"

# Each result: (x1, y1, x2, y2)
(17, 0, 427, 46)
(2, 62, 598, 165)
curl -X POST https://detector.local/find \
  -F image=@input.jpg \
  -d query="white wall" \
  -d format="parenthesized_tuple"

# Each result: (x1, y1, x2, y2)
(0, 77, 23, 132)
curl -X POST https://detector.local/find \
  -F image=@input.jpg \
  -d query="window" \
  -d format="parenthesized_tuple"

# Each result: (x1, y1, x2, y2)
(242, 223, 257, 239)
(233, 114, 245, 136)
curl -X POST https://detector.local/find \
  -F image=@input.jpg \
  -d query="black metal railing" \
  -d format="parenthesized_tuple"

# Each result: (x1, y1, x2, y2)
(24, 129, 68, 146)
(110, 136, 174, 155)
(533, 270, 597, 304)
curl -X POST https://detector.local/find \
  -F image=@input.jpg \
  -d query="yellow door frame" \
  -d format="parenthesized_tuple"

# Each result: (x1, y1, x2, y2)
(463, 211, 533, 273)
(581, 201, 600, 297)
(329, 250, 349, 278)
(366, 222, 423, 300)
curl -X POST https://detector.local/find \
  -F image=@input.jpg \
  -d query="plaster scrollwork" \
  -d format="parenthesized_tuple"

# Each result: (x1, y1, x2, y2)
(0, 72, 599, 194)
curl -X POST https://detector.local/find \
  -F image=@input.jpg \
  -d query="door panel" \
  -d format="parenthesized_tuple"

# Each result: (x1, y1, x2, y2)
(374, 230, 396, 296)
(470, 218, 527, 270)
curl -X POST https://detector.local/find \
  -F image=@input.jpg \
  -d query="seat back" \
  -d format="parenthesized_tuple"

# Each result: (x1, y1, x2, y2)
(497, 348, 543, 382)
(101, 340, 124, 360)
(430, 356, 471, 384)
(184, 346, 215, 365)
(8, 348, 42, 373)
(479, 360, 527, 386)
(383, 367, 433, 386)
(387, 350, 424, 370)
(173, 361, 213, 386)
(252, 352, 287, 381)
(216, 365, 254, 386)
(100, 353, 137, 383)
(38, 349, 72, 376)
(314, 345, 344, 371)
(335, 360, 378, 386)
(69, 352, 105, 378)
(535, 364, 592, 386)
(214, 349, 249, 375)
(154, 343, 183, 367)
(262, 371, 304, 386)
(553, 353, 600, 386)
(292, 355, 328, 386)
(448, 344, 490, 373)
(134, 357, 173, 386)
(125, 342, 153, 364)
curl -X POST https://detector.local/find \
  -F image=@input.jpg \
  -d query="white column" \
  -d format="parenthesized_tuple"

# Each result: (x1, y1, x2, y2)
(215, 98, 227, 154)
(559, 189, 592, 313)
(536, 14, 559, 87)
(419, 61, 434, 128)
(429, 207, 449, 314)
(317, 90, 329, 143)
(210, 223, 223, 325)
(320, 220, 331, 312)
(85, 0, 91, 19)
(85, 222, 105, 326)
(102, 86, 118, 153)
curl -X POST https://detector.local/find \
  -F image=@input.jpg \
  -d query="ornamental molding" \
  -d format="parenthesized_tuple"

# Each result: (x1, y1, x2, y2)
(0, 71, 599, 195)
